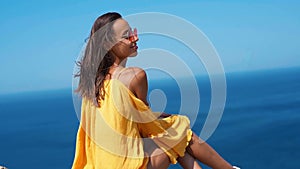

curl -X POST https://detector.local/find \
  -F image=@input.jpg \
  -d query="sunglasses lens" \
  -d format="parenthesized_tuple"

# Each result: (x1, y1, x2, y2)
(134, 28, 137, 36)
(128, 28, 137, 42)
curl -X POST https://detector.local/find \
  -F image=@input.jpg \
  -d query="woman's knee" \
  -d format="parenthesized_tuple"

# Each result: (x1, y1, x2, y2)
(191, 132, 204, 144)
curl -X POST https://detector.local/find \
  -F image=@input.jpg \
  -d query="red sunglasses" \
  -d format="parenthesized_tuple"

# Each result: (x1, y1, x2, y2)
(126, 28, 138, 42)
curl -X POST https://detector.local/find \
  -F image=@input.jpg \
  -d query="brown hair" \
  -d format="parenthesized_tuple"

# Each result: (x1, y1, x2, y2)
(74, 12, 122, 106)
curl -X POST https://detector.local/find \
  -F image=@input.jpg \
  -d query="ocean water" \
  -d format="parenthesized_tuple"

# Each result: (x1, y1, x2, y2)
(0, 67, 299, 169)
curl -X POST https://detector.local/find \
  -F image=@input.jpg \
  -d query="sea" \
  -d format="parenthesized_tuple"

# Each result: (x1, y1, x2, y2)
(0, 67, 299, 169)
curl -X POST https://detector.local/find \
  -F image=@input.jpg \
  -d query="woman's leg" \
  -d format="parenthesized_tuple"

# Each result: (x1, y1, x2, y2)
(177, 152, 202, 169)
(144, 132, 234, 169)
(186, 132, 233, 169)
(145, 141, 203, 169)
(144, 139, 170, 169)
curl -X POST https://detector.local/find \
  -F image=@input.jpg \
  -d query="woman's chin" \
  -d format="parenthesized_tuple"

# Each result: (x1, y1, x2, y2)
(129, 51, 138, 57)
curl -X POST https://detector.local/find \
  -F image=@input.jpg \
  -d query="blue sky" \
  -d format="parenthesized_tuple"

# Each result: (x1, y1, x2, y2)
(0, 0, 299, 94)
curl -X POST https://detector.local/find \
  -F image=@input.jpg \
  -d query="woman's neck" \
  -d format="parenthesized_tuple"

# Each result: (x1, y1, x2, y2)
(114, 58, 127, 67)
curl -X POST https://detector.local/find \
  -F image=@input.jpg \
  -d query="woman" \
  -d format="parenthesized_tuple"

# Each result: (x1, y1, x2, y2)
(72, 12, 239, 169)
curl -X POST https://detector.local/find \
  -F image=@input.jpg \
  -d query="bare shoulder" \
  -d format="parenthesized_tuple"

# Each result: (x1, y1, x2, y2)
(124, 67, 148, 104)
(122, 66, 147, 81)
(118, 67, 148, 101)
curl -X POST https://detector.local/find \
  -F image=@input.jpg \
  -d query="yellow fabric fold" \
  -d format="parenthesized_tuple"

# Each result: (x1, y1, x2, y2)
(72, 79, 193, 168)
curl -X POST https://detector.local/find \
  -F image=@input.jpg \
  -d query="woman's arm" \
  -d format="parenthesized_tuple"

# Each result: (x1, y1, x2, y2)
(129, 67, 171, 118)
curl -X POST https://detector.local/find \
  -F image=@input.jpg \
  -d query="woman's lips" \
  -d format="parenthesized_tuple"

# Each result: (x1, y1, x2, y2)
(131, 45, 138, 50)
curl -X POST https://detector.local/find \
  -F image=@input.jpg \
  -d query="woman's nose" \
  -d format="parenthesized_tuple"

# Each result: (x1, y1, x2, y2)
(129, 28, 138, 43)
(129, 35, 138, 43)
(132, 35, 139, 42)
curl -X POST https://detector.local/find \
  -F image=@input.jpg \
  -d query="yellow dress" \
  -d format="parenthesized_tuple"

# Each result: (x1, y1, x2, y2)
(72, 79, 193, 169)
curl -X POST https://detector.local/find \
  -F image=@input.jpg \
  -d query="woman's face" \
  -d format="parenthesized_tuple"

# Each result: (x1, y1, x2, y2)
(110, 19, 138, 59)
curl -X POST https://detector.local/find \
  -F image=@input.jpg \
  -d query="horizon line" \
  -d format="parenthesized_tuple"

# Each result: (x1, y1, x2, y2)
(0, 66, 299, 96)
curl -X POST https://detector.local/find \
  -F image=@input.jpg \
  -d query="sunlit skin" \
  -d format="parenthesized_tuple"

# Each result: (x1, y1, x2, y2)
(107, 18, 235, 169)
